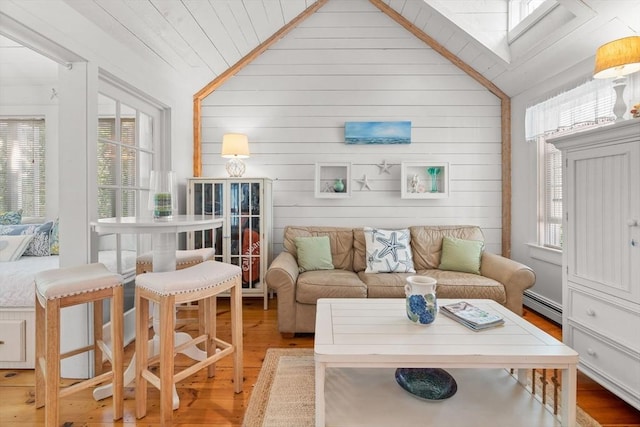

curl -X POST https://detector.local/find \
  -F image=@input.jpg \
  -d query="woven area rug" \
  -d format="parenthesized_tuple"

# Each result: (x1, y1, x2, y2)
(243, 348, 601, 427)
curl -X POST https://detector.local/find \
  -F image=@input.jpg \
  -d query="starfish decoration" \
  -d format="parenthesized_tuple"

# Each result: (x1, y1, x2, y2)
(376, 160, 392, 175)
(356, 174, 372, 190)
(367, 249, 380, 271)
(376, 231, 406, 262)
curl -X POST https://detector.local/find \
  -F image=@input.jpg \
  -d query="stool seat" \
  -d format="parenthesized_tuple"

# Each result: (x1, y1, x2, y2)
(136, 260, 241, 296)
(136, 248, 215, 275)
(36, 263, 122, 300)
(35, 262, 124, 427)
(135, 260, 243, 424)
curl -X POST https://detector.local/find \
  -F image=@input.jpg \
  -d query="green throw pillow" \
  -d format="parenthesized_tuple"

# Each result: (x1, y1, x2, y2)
(438, 236, 484, 275)
(295, 236, 334, 273)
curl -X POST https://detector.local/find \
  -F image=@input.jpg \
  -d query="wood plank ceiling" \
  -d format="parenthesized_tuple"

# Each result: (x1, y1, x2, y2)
(59, 0, 640, 96)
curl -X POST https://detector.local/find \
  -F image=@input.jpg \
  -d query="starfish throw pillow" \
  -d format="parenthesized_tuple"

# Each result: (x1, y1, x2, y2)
(363, 227, 415, 273)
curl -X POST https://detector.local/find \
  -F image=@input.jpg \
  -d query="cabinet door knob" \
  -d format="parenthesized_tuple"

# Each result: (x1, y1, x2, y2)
(586, 309, 596, 316)
(632, 239, 638, 247)
(587, 348, 596, 357)
(628, 219, 639, 227)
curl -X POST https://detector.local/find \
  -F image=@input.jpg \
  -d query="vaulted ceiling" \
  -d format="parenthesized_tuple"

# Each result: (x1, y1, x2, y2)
(2, 0, 640, 97)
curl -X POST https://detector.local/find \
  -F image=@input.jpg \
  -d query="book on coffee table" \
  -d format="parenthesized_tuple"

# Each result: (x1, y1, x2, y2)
(440, 301, 504, 331)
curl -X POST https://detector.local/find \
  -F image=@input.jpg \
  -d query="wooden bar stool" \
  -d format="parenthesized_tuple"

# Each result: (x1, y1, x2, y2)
(136, 248, 216, 328)
(34, 263, 124, 427)
(135, 260, 243, 424)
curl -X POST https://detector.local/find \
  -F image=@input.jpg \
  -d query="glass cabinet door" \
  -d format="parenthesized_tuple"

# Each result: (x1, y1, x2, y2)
(229, 182, 261, 288)
(191, 181, 223, 261)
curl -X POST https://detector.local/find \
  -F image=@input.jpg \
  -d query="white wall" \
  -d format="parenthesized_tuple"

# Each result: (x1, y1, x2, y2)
(200, 0, 504, 256)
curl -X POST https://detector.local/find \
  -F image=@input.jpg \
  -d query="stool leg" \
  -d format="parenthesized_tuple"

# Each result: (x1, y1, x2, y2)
(135, 290, 150, 419)
(45, 299, 60, 427)
(205, 295, 216, 378)
(35, 297, 45, 409)
(231, 277, 243, 393)
(159, 295, 176, 425)
(93, 300, 104, 377)
(111, 287, 124, 421)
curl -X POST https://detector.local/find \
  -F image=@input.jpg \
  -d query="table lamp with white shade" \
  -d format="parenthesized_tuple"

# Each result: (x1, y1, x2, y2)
(593, 36, 640, 121)
(221, 133, 250, 177)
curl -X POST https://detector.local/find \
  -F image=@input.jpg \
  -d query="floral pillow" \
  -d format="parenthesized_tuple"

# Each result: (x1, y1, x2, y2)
(0, 209, 23, 225)
(0, 221, 54, 256)
(363, 227, 415, 273)
(50, 217, 60, 255)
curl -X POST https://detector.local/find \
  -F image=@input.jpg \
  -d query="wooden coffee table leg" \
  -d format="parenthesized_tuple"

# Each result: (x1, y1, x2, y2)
(315, 361, 326, 427)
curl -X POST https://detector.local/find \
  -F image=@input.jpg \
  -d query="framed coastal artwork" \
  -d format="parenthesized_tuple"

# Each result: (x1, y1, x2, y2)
(344, 121, 411, 144)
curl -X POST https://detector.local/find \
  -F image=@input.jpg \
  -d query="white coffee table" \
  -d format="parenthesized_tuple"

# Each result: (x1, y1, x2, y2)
(314, 298, 579, 427)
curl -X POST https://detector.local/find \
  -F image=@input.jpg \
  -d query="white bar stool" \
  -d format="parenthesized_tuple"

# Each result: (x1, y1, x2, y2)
(34, 263, 124, 427)
(134, 260, 243, 425)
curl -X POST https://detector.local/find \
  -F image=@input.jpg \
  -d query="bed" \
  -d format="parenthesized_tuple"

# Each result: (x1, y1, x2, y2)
(0, 234, 137, 369)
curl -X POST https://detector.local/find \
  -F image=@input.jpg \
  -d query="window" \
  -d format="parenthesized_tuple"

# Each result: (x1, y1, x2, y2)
(97, 93, 155, 219)
(509, 0, 549, 29)
(525, 77, 638, 249)
(0, 118, 46, 217)
(508, 0, 558, 42)
(537, 138, 562, 248)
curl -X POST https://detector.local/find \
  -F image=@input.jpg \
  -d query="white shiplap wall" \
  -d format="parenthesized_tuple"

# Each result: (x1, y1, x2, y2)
(199, 0, 502, 256)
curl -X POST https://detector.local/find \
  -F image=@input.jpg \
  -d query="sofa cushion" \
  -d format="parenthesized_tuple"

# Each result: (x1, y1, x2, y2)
(410, 226, 484, 270)
(284, 226, 354, 271)
(296, 269, 367, 304)
(439, 236, 484, 275)
(420, 270, 506, 304)
(295, 236, 334, 273)
(363, 227, 415, 273)
(358, 271, 413, 298)
(353, 228, 367, 272)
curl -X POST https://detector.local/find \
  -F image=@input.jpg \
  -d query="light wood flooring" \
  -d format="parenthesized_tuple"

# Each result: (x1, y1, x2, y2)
(1, 297, 639, 426)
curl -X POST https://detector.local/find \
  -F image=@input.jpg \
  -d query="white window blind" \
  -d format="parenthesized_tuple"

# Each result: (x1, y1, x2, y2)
(0, 118, 46, 216)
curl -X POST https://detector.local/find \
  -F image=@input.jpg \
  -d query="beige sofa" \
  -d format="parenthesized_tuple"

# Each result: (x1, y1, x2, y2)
(266, 225, 536, 335)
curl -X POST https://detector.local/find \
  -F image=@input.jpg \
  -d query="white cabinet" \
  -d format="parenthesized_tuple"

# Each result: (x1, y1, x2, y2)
(550, 120, 640, 410)
(187, 178, 273, 309)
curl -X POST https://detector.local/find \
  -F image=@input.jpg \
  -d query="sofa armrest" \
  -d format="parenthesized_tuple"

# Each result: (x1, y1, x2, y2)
(480, 252, 536, 316)
(265, 252, 300, 334)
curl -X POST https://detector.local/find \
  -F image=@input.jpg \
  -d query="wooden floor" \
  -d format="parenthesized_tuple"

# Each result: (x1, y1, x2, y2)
(1, 297, 639, 426)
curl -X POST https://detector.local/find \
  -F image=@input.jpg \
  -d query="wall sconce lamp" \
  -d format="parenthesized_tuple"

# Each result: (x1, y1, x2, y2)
(593, 36, 640, 121)
(221, 133, 250, 177)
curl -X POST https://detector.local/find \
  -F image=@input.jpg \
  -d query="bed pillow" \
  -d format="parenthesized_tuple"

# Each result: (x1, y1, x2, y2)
(438, 236, 484, 275)
(364, 227, 415, 273)
(50, 217, 60, 255)
(295, 236, 334, 273)
(0, 209, 23, 225)
(0, 234, 34, 261)
(0, 221, 54, 256)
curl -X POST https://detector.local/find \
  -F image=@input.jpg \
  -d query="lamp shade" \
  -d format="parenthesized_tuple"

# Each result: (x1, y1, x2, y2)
(593, 36, 640, 79)
(221, 133, 250, 158)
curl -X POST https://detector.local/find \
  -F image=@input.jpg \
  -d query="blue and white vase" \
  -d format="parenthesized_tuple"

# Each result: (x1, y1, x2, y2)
(405, 276, 438, 325)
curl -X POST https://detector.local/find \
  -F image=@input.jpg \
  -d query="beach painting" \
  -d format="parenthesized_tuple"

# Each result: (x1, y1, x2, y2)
(345, 121, 411, 145)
